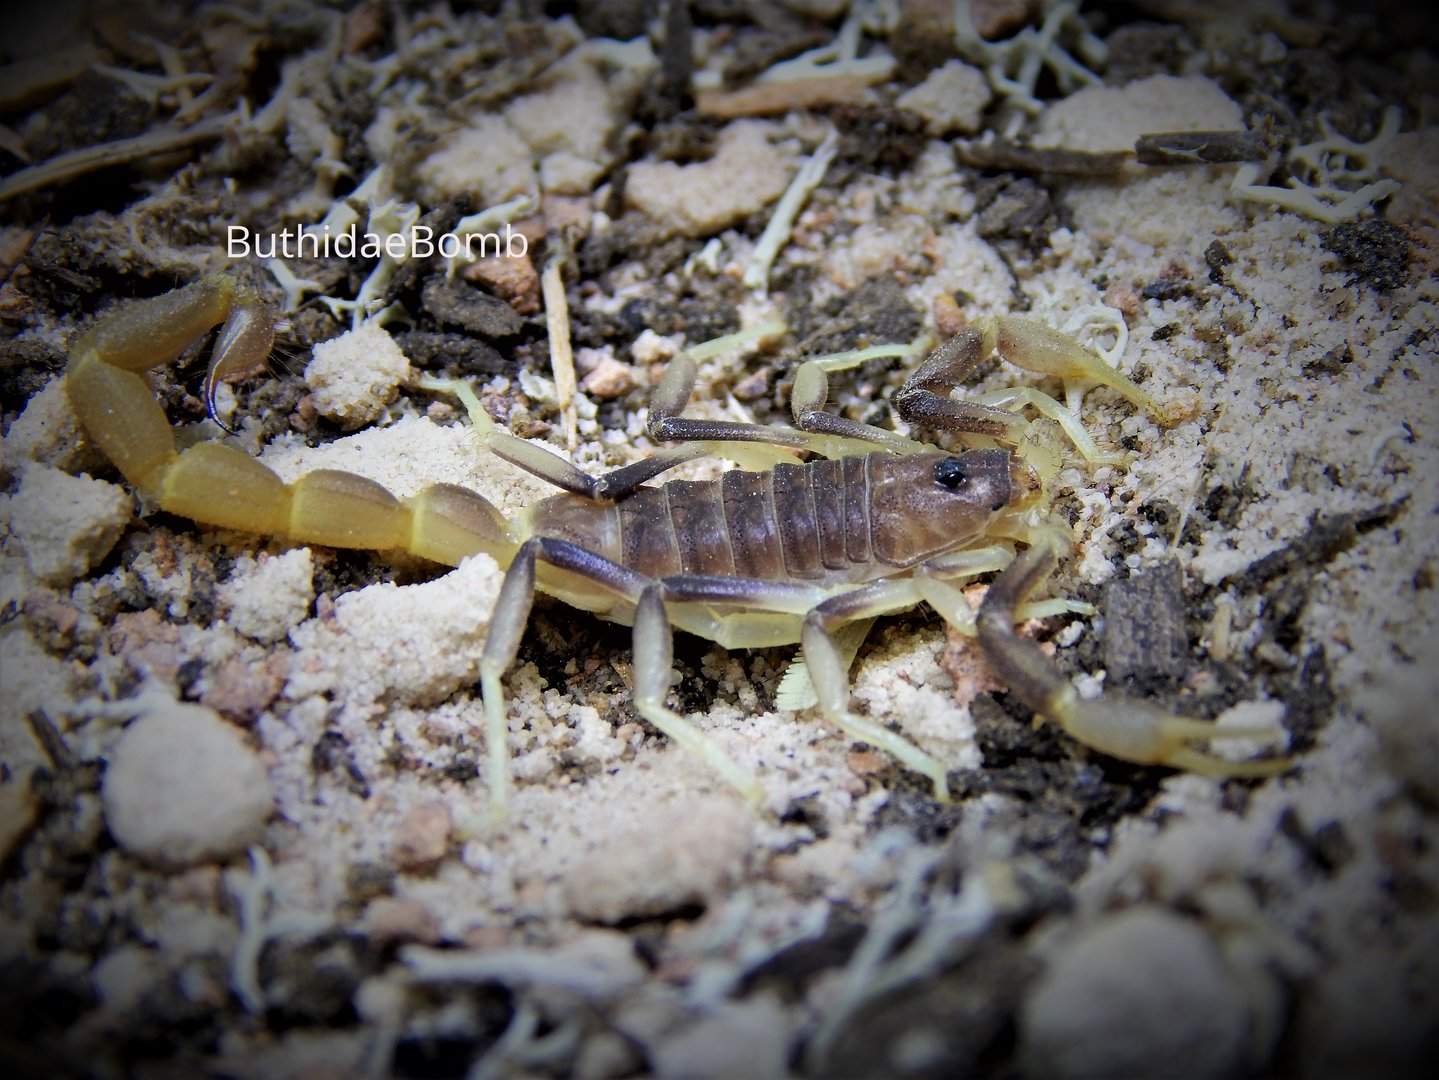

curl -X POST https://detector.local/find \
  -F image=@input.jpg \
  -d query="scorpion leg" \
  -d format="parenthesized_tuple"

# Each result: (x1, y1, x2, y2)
(780, 549, 1109, 791)
(893, 328, 1032, 446)
(894, 319, 1177, 468)
(774, 617, 876, 711)
(788, 357, 927, 454)
(431, 348, 924, 507)
(419, 376, 715, 501)
(648, 573, 958, 800)
(648, 352, 918, 462)
(654, 327, 1144, 468)
(634, 587, 764, 807)
(480, 538, 762, 815)
(778, 544, 1094, 710)
(422, 374, 816, 501)
(969, 386, 1121, 465)
(801, 579, 959, 800)
(976, 536, 1290, 777)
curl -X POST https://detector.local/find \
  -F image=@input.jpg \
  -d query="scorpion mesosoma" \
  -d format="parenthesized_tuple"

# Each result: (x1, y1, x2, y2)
(64, 275, 1287, 816)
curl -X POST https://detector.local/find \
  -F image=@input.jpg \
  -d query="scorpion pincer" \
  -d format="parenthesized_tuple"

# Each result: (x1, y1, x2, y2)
(63, 275, 1288, 818)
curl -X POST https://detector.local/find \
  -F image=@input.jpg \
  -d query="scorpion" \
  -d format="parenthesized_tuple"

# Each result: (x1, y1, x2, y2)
(63, 275, 1287, 817)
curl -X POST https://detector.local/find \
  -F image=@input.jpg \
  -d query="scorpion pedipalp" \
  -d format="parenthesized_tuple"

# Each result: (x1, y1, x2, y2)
(977, 534, 1290, 777)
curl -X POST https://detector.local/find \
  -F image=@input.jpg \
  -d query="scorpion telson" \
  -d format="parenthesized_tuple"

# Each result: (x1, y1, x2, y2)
(63, 275, 1289, 819)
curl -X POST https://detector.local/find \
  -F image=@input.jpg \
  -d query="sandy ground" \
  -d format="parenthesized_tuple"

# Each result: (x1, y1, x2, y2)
(1, 2, 1437, 1077)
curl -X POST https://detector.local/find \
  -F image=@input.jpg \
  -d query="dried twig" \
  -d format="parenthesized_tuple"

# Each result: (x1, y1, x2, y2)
(0, 114, 234, 203)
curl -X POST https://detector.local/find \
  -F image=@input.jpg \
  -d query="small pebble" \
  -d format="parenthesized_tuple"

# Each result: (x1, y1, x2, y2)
(652, 996, 790, 1079)
(895, 59, 991, 136)
(200, 654, 286, 725)
(421, 276, 524, 338)
(933, 293, 968, 339)
(1021, 906, 1249, 1078)
(582, 355, 638, 399)
(91, 944, 163, 1015)
(971, 0, 1039, 38)
(730, 368, 771, 402)
(101, 700, 273, 869)
(625, 122, 794, 238)
(391, 800, 452, 873)
(1103, 281, 1141, 319)
(362, 897, 441, 949)
(561, 794, 751, 922)
(464, 252, 541, 314)
(630, 328, 677, 366)
(220, 549, 315, 644)
(6, 463, 132, 585)
(5, 379, 87, 471)
(304, 320, 410, 429)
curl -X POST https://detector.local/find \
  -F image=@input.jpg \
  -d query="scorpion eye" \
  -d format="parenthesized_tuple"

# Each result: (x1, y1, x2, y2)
(934, 457, 968, 489)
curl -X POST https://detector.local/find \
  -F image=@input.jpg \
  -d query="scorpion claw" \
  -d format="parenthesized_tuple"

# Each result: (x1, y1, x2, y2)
(1049, 693, 1290, 777)
(981, 315, 1178, 426)
(978, 536, 1291, 779)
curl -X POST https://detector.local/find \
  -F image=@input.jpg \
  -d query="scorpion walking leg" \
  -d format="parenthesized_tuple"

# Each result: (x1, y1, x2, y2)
(648, 352, 921, 462)
(801, 580, 957, 800)
(980, 315, 1176, 425)
(977, 537, 1289, 776)
(969, 386, 1121, 465)
(779, 544, 1093, 710)
(645, 573, 960, 801)
(893, 328, 1032, 447)
(793, 556, 1103, 795)
(429, 344, 928, 510)
(893, 320, 1177, 468)
(419, 376, 721, 501)
(478, 538, 546, 819)
(774, 617, 876, 711)
(653, 324, 1159, 468)
(634, 587, 763, 807)
(481, 539, 762, 815)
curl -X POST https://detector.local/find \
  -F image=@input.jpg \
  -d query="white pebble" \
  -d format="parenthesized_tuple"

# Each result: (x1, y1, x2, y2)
(101, 700, 273, 868)
(625, 122, 795, 238)
(1035, 75, 1243, 154)
(4, 463, 132, 585)
(220, 549, 315, 643)
(652, 996, 790, 1079)
(561, 794, 752, 922)
(91, 944, 163, 1014)
(4, 379, 87, 471)
(1212, 699, 1290, 762)
(285, 553, 502, 709)
(304, 320, 411, 429)
(895, 60, 992, 136)
(1021, 906, 1249, 1078)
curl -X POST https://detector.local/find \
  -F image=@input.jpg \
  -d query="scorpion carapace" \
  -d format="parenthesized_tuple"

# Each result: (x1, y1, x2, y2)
(63, 274, 1288, 819)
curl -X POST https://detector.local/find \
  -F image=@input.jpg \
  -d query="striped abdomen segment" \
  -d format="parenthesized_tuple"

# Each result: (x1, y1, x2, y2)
(611, 457, 873, 581)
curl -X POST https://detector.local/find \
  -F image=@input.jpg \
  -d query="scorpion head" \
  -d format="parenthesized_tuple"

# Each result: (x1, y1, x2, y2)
(868, 449, 1026, 566)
